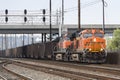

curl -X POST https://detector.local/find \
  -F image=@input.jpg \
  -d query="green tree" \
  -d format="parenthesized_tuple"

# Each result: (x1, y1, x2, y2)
(107, 29, 120, 50)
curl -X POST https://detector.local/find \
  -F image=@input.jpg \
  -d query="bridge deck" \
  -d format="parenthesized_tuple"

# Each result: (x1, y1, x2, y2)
(0, 24, 119, 34)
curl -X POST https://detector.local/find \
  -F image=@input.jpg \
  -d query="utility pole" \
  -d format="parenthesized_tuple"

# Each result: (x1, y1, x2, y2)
(49, 0, 52, 41)
(56, 9, 59, 25)
(78, 0, 81, 31)
(59, 0, 64, 37)
(102, 0, 105, 33)
(59, 8, 62, 37)
(62, 0, 64, 25)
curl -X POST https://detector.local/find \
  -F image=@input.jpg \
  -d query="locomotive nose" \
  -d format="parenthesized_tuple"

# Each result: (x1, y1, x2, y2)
(87, 37, 105, 52)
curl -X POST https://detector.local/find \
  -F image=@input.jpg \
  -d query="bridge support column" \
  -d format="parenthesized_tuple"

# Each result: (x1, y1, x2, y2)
(44, 33, 46, 42)
(23, 34, 24, 46)
(32, 34, 34, 44)
(42, 33, 44, 43)
(28, 34, 29, 45)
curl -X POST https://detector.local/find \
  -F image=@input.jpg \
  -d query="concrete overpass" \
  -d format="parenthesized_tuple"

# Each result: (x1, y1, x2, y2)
(0, 24, 119, 34)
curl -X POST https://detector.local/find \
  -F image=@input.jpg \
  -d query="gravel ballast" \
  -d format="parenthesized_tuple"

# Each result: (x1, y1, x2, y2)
(12, 59, 120, 80)
(6, 64, 71, 80)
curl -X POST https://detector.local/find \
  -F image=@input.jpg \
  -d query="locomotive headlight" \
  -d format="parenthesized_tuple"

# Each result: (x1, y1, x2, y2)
(89, 48, 92, 51)
(100, 48, 103, 51)
(93, 38, 96, 42)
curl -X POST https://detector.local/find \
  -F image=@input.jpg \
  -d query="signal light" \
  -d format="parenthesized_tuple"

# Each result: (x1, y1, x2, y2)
(43, 17, 45, 22)
(24, 9, 27, 15)
(24, 17, 27, 22)
(43, 9, 46, 14)
(5, 9, 8, 15)
(5, 17, 8, 23)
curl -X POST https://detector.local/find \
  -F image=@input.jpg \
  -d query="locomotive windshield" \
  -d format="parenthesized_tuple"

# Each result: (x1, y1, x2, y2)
(64, 37, 70, 40)
(62, 35, 70, 40)
(83, 33, 92, 38)
(94, 33, 104, 38)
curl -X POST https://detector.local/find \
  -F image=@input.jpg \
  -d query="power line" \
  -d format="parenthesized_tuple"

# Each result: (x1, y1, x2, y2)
(51, 0, 102, 14)
(64, 0, 105, 13)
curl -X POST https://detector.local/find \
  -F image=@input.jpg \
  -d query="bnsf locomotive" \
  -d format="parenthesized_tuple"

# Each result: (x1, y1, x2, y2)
(53, 29, 107, 63)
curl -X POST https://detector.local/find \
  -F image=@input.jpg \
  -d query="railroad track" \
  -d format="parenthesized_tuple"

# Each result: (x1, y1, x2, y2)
(11, 61, 92, 80)
(0, 75, 7, 80)
(7, 58, 120, 80)
(0, 60, 32, 80)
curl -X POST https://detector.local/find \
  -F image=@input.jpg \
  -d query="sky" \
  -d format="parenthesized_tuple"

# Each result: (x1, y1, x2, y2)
(0, 0, 119, 24)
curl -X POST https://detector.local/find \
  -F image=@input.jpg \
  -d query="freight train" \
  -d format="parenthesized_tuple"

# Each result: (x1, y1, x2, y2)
(0, 29, 107, 63)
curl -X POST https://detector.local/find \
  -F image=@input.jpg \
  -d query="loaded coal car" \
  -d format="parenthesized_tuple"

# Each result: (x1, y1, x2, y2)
(44, 42, 57, 59)
(15, 46, 23, 58)
(23, 42, 57, 60)
(27, 43, 45, 59)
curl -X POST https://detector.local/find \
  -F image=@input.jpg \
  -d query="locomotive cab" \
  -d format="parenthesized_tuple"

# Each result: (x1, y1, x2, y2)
(83, 29, 106, 53)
